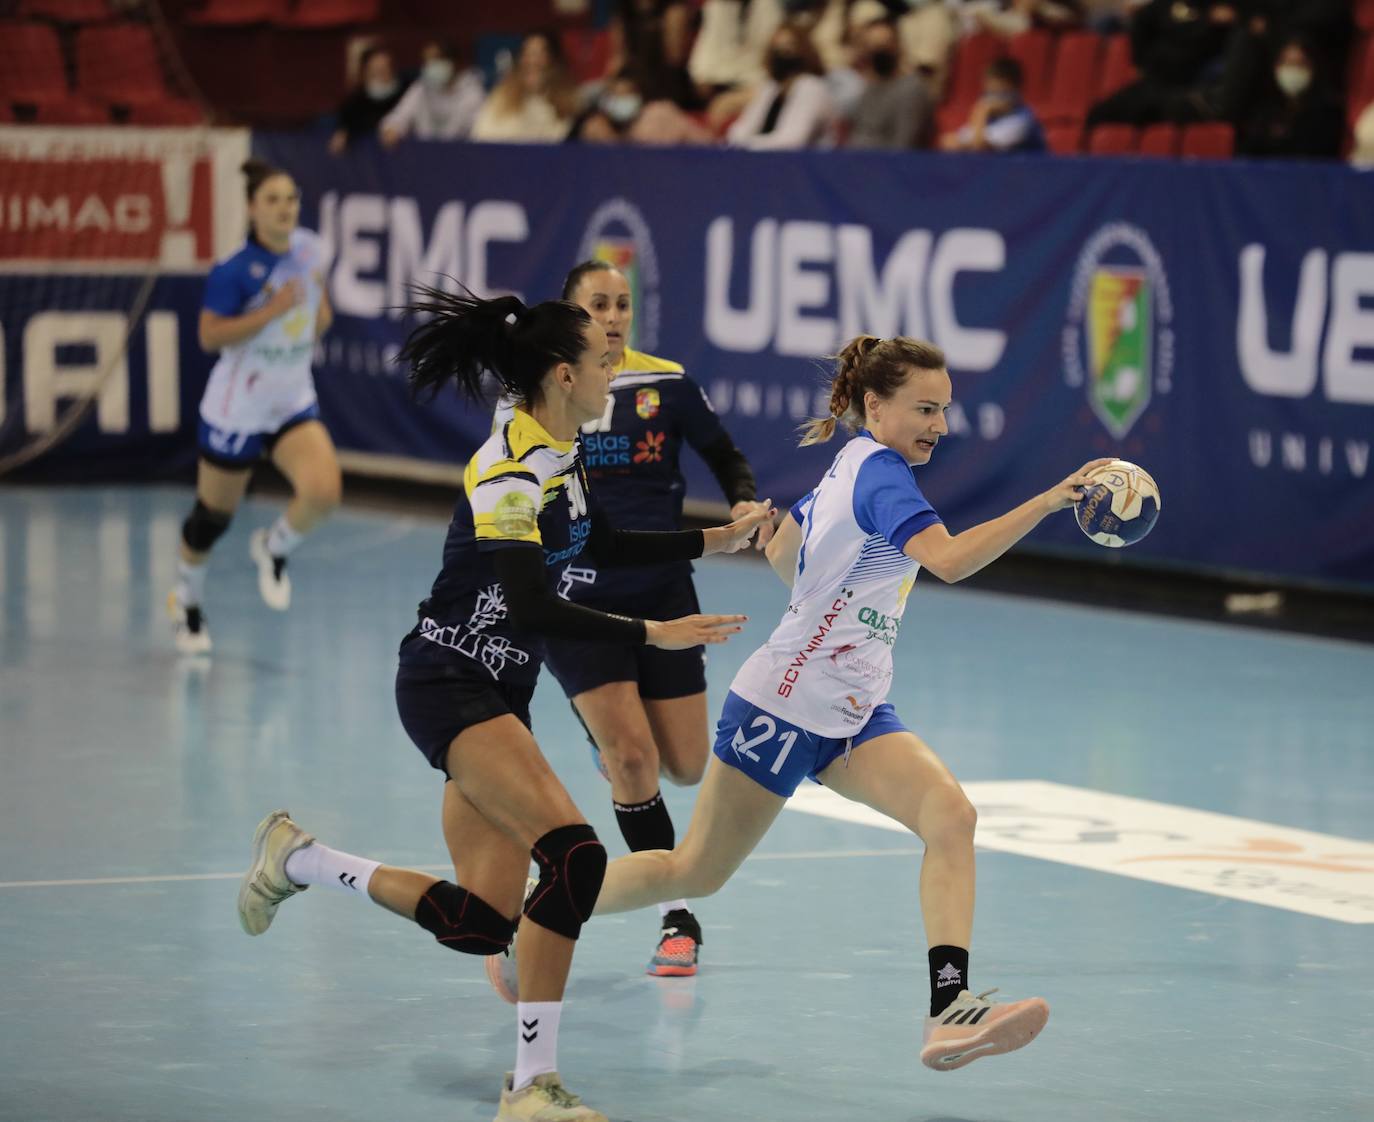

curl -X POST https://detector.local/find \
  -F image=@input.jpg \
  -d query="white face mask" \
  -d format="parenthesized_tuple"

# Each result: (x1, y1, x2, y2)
(365, 79, 398, 101)
(1274, 65, 1311, 97)
(422, 59, 455, 88)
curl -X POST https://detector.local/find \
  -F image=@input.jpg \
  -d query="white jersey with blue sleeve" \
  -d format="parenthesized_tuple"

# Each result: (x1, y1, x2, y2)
(729, 433, 942, 737)
(198, 227, 326, 434)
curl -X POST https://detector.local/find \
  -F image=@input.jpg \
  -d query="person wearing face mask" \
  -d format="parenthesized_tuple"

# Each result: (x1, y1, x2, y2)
(379, 41, 485, 147)
(940, 57, 1046, 152)
(330, 46, 406, 154)
(727, 20, 837, 149)
(846, 16, 934, 149)
(1236, 37, 1344, 160)
(472, 31, 579, 143)
(568, 68, 714, 145)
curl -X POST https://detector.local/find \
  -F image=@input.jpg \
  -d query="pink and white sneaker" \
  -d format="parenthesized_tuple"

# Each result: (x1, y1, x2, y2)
(921, 988, 1049, 1071)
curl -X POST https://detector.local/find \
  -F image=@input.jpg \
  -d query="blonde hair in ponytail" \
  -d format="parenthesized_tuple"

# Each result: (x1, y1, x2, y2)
(799, 335, 946, 446)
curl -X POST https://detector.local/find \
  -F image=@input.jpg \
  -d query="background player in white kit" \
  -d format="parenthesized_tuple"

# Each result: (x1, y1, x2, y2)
(567, 335, 1110, 1071)
(168, 158, 340, 654)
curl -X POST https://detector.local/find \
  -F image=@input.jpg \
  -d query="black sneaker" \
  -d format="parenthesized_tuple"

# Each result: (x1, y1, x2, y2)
(647, 907, 702, 977)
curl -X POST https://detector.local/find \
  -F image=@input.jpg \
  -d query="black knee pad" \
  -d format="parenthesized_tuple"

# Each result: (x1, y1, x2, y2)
(182, 501, 232, 552)
(525, 824, 606, 941)
(414, 881, 517, 956)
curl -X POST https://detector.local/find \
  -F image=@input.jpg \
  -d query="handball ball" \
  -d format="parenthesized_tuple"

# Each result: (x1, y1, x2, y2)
(1075, 460, 1161, 548)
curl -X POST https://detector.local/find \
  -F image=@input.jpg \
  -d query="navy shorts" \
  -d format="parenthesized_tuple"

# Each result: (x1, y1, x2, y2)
(711, 690, 910, 798)
(197, 403, 321, 469)
(543, 577, 707, 702)
(394, 661, 534, 776)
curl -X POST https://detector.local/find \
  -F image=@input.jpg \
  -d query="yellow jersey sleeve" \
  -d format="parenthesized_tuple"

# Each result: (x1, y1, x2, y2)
(465, 457, 543, 547)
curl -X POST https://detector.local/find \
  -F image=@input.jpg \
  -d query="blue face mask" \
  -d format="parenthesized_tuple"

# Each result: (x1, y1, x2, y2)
(601, 93, 643, 125)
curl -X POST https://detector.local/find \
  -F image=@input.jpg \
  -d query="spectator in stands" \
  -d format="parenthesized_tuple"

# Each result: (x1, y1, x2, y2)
(472, 30, 578, 143)
(1236, 37, 1344, 160)
(567, 67, 715, 144)
(846, 16, 934, 149)
(727, 18, 838, 148)
(897, 0, 961, 97)
(379, 41, 484, 146)
(606, 0, 698, 108)
(1352, 102, 1374, 167)
(689, 0, 786, 130)
(966, 0, 1085, 39)
(1085, 0, 1232, 127)
(329, 46, 406, 155)
(940, 56, 1046, 151)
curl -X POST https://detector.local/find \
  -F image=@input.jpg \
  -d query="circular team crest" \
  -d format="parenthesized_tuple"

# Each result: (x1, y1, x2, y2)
(578, 198, 661, 350)
(1062, 223, 1174, 439)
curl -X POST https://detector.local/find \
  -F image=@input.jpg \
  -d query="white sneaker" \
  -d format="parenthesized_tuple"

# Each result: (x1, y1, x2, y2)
(494, 1072, 607, 1122)
(249, 529, 291, 611)
(237, 810, 314, 935)
(167, 590, 211, 655)
(485, 876, 537, 1004)
(921, 988, 1049, 1071)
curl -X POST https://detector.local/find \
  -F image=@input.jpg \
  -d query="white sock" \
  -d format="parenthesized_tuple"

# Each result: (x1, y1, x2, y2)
(513, 1001, 561, 1091)
(658, 899, 689, 919)
(265, 515, 305, 559)
(175, 558, 208, 607)
(283, 842, 379, 896)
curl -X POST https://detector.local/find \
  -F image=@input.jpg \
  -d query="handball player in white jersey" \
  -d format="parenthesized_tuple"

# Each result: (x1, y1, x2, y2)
(573, 335, 1109, 1071)
(168, 158, 339, 654)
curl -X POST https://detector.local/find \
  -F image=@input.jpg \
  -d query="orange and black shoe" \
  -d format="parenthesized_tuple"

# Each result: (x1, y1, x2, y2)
(647, 908, 702, 977)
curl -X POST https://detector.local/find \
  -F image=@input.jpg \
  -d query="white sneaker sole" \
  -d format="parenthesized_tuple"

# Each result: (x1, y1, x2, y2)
(921, 998, 1050, 1071)
(237, 809, 303, 936)
(249, 531, 291, 612)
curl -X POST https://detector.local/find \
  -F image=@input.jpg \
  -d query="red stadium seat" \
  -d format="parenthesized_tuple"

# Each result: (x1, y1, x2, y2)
(76, 23, 171, 106)
(1036, 31, 1102, 124)
(1087, 123, 1137, 155)
(1137, 121, 1179, 157)
(18, 0, 110, 21)
(944, 31, 1005, 114)
(1349, 37, 1374, 125)
(0, 22, 72, 106)
(1007, 29, 1054, 106)
(33, 97, 109, 123)
(1097, 34, 1138, 100)
(279, 0, 379, 29)
(128, 99, 207, 125)
(1357, 0, 1374, 33)
(1180, 122, 1234, 159)
(1044, 122, 1083, 154)
(559, 27, 611, 85)
(187, 0, 287, 26)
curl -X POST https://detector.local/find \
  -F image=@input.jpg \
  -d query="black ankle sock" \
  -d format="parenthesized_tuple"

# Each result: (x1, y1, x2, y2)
(928, 946, 970, 1016)
(613, 791, 675, 853)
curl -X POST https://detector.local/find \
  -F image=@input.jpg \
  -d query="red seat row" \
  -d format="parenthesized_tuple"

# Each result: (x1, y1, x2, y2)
(0, 21, 203, 124)
(1046, 121, 1236, 159)
(185, 0, 379, 28)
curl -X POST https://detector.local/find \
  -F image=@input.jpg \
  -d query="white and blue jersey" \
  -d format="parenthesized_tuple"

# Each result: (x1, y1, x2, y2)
(730, 432, 942, 738)
(198, 228, 326, 445)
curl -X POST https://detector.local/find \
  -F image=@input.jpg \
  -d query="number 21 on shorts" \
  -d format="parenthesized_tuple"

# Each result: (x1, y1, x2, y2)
(730, 714, 798, 776)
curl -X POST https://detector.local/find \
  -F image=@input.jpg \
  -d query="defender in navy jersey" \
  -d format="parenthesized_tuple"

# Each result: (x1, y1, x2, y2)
(167, 158, 340, 655)
(509, 260, 771, 979)
(579, 334, 1111, 1075)
(235, 288, 771, 1122)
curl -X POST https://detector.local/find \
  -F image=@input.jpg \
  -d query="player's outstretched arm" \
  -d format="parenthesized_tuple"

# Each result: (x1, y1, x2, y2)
(764, 510, 801, 588)
(904, 459, 1111, 583)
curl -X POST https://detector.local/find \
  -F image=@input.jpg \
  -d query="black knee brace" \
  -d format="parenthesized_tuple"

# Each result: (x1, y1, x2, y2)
(525, 824, 606, 941)
(181, 501, 232, 553)
(414, 881, 517, 955)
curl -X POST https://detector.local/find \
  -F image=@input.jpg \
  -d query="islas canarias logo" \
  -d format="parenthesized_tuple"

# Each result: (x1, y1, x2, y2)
(1063, 224, 1174, 439)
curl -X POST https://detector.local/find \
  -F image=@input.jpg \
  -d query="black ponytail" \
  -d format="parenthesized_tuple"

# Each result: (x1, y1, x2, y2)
(397, 283, 592, 405)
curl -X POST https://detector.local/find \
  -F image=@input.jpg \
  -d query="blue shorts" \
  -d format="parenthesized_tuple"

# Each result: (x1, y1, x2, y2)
(197, 403, 321, 469)
(543, 577, 707, 701)
(711, 690, 909, 798)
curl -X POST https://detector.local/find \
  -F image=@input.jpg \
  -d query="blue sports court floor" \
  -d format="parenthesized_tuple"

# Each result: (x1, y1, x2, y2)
(2, 485, 1372, 1122)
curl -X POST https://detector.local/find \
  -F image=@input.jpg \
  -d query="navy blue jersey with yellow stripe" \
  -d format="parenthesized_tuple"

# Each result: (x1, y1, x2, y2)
(399, 410, 592, 686)
(499, 347, 730, 603)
